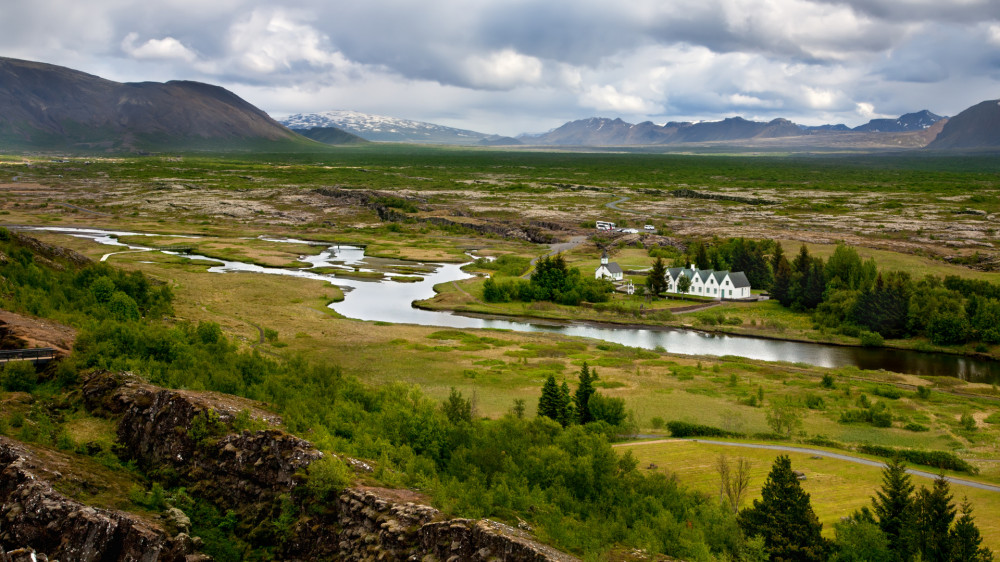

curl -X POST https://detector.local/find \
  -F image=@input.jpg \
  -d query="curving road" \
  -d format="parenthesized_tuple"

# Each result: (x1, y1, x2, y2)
(523, 235, 588, 279)
(615, 438, 1000, 493)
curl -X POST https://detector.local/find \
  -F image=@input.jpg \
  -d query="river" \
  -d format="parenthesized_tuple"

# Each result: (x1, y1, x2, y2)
(23, 226, 1000, 383)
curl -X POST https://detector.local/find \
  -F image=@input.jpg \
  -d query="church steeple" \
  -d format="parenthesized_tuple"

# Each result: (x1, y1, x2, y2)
(601, 250, 609, 265)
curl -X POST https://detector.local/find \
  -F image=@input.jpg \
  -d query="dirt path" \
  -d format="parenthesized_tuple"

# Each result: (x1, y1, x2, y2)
(0, 310, 76, 355)
(55, 202, 112, 217)
(615, 438, 1000, 493)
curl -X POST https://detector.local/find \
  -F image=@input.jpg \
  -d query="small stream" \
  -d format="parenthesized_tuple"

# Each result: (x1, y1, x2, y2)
(24, 226, 1000, 383)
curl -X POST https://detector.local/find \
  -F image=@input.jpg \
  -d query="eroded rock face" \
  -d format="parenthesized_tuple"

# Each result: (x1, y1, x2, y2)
(0, 437, 207, 562)
(82, 370, 578, 561)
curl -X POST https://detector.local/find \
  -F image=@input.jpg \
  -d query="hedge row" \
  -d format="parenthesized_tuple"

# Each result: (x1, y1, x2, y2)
(858, 444, 978, 474)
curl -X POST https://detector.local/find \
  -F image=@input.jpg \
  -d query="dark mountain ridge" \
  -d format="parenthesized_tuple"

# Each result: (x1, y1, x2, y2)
(0, 56, 318, 151)
(927, 100, 1000, 149)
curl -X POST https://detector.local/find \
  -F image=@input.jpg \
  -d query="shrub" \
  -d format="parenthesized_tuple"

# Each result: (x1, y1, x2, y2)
(1, 362, 38, 392)
(804, 394, 825, 410)
(903, 422, 929, 432)
(650, 416, 665, 429)
(666, 420, 741, 438)
(858, 445, 977, 474)
(871, 386, 901, 400)
(820, 374, 835, 389)
(915, 386, 932, 400)
(859, 331, 884, 347)
(306, 455, 353, 501)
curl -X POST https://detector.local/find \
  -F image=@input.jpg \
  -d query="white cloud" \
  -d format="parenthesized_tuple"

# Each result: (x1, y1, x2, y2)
(226, 8, 349, 75)
(579, 85, 658, 114)
(989, 24, 1000, 46)
(122, 32, 198, 62)
(462, 49, 544, 89)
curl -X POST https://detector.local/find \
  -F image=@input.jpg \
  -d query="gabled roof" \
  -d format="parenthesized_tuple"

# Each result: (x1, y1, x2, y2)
(728, 271, 750, 288)
(666, 267, 688, 279)
(604, 262, 623, 274)
(712, 271, 729, 284)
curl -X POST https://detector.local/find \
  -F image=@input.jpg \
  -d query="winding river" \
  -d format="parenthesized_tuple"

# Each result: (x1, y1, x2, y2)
(24, 226, 1000, 384)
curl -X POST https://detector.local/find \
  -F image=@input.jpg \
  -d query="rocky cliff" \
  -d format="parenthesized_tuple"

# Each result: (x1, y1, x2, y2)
(0, 437, 207, 562)
(79, 370, 576, 561)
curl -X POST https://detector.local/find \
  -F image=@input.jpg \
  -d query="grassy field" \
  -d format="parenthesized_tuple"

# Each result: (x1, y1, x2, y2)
(617, 439, 1000, 551)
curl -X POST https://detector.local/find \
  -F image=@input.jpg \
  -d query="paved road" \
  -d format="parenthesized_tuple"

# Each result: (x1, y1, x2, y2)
(606, 196, 637, 213)
(616, 438, 1000, 493)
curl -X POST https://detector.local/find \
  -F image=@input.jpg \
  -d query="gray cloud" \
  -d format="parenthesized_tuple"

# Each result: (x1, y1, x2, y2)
(1, 0, 998, 136)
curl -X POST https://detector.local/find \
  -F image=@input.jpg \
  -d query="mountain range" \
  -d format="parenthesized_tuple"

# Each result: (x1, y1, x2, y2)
(281, 110, 517, 146)
(0, 56, 998, 152)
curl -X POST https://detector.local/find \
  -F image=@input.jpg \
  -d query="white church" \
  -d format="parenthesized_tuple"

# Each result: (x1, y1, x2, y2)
(665, 265, 751, 300)
(594, 251, 624, 281)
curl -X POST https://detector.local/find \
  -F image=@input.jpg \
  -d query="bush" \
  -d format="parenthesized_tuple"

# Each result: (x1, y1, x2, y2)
(903, 422, 929, 432)
(820, 374, 835, 389)
(856, 444, 977, 474)
(915, 386, 932, 400)
(306, 455, 353, 501)
(859, 331, 884, 347)
(1, 361, 38, 392)
(871, 386, 901, 400)
(666, 420, 741, 438)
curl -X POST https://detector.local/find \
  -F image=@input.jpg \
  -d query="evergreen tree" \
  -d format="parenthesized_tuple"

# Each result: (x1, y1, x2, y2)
(647, 257, 667, 297)
(949, 498, 994, 562)
(574, 362, 598, 424)
(558, 380, 575, 427)
(772, 256, 793, 307)
(792, 245, 812, 275)
(737, 455, 827, 561)
(872, 458, 916, 561)
(770, 243, 785, 282)
(915, 475, 956, 562)
(802, 257, 827, 309)
(694, 242, 711, 270)
(537, 375, 561, 421)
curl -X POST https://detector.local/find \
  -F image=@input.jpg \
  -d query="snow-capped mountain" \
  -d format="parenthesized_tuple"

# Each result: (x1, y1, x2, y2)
(280, 110, 510, 145)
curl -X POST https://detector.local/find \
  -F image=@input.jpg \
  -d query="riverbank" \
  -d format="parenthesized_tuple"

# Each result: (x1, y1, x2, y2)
(416, 276, 1000, 370)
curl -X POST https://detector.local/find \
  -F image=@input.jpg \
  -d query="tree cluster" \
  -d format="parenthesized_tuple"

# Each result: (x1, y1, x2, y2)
(483, 254, 612, 306)
(537, 362, 628, 429)
(738, 456, 993, 562)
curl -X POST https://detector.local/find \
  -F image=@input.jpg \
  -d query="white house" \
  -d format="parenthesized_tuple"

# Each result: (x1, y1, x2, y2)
(664, 264, 751, 300)
(595, 251, 624, 281)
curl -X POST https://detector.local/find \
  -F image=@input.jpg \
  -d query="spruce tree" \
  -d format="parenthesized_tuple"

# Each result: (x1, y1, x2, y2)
(647, 257, 667, 296)
(557, 380, 574, 427)
(872, 458, 916, 561)
(770, 242, 785, 282)
(574, 362, 598, 424)
(949, 498, 993, 562)
(771, 256, 793, 307)
(737, 455, 827, 561)
(695, 243, 710, 270)
(537, 375, 561, 421)
(915, 475, 956, 562)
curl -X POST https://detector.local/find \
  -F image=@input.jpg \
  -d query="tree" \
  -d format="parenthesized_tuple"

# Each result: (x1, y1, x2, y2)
(771, 256, 793, 306)
(717, 453, 752, 514)
(872, 458, 916, 561)
(694, 242, 710, 270)
(647, 257, 667, 297)
(574, 362, 598, 424)
(537, 375, 561, 421)
(442, 387, 473, 423)
(588, 393, 627, 426)
(557, 380, 574, 427)
(108, 290, 141, 321)
(832, 508, 892, 562)
(765, 402, 802, 437)
(915, 474, 956, 562)
(949, 498, 994, 562)
(737, 455, 827, 561)
(676, 274, 691, 295)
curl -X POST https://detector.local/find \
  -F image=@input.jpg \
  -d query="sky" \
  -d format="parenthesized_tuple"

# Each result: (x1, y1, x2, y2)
(3, 0, 1000, 136)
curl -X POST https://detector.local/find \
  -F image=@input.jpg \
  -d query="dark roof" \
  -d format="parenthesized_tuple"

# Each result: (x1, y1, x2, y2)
(711, 271, 729, 284)
(728, 271, 750, 288)
(604, 262, 624, 274)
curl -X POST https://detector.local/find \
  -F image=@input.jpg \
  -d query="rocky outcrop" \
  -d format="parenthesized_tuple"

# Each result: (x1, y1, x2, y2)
(0, 437, 207, 561)
(81, 370, 577, 561)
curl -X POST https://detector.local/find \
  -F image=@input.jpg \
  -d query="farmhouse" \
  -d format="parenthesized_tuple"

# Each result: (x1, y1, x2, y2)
(665, 264, 751, 300)
(594, 251, 624, 281)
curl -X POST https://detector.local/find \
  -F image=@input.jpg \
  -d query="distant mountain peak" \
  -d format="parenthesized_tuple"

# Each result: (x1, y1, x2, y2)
(280, 110, 504, 145)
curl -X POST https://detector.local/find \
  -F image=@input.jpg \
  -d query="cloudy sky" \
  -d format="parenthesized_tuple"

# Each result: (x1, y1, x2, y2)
(3, 0, 999, 136)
